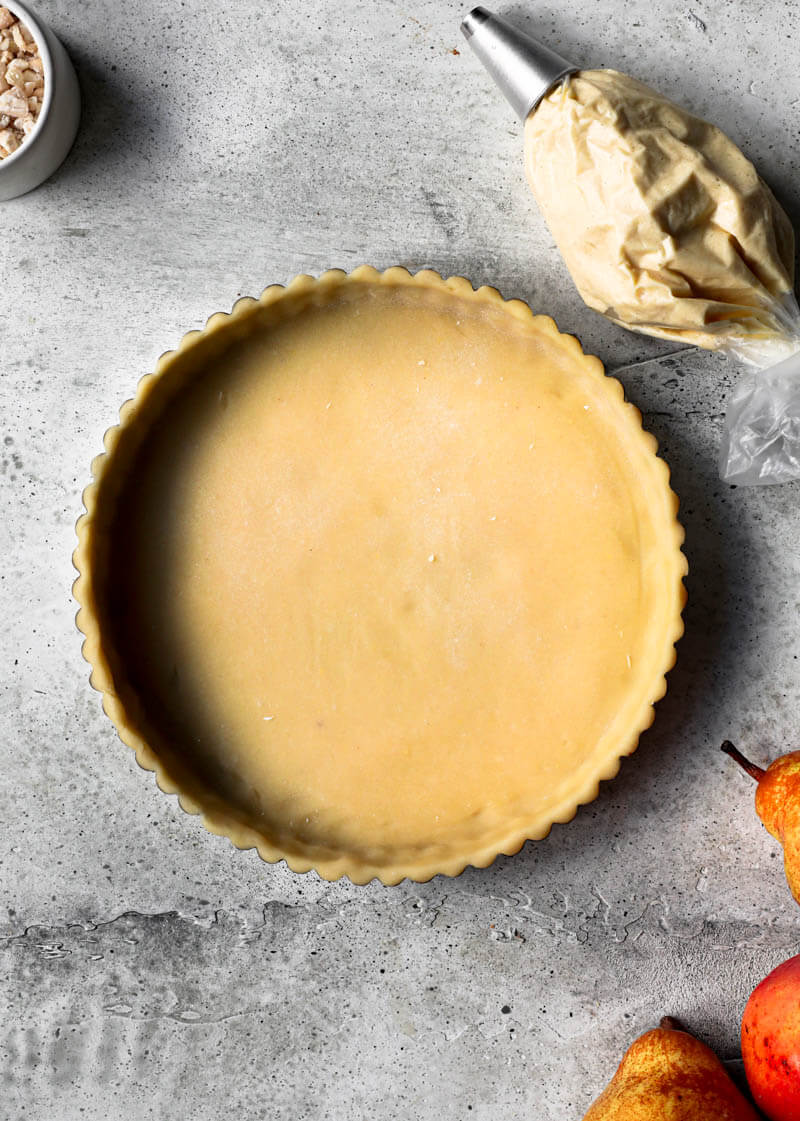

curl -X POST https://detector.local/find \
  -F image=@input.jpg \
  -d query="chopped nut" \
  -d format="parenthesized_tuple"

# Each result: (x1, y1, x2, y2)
(0, 11, 43, 159)
(0, 125, 19, 154)
(0, 89, 28, 118)
(6, 58, 32, 85)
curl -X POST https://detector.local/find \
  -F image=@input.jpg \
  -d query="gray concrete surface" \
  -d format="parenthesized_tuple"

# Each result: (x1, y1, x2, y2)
(3, 0, 800, 1117)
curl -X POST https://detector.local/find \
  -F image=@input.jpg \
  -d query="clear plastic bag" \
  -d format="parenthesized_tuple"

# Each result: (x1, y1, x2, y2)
(719, 292, 800, 485)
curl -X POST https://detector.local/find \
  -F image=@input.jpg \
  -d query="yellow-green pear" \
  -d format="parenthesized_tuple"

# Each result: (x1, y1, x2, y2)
(583, 1017, 760, 1120)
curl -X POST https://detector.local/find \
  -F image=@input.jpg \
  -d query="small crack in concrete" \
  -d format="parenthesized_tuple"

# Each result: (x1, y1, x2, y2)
(609, 347, 693, 375)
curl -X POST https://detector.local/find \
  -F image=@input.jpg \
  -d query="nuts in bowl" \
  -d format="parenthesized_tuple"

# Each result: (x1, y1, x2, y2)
(0, 0, 80, 201)
(0, 5, 44, 159)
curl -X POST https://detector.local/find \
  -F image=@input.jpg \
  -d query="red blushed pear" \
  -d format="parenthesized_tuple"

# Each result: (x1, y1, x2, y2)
(741, 954, 800, 1121)
(582, 1017, 760, 1120)
(721, 742, 800, 906)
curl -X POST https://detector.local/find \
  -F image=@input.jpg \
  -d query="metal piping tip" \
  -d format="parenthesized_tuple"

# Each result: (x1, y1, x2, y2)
(460, 6, 578, 120)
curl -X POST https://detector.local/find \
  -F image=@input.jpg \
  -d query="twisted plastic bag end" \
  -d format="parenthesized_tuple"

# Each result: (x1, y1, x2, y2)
(719, 291, 800, 485)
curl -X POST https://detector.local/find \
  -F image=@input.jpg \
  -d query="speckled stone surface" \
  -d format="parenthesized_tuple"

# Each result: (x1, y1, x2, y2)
(3, 1, 800, 1117)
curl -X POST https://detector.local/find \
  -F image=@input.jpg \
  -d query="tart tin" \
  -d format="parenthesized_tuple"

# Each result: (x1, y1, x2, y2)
(73, 266, 687, 884)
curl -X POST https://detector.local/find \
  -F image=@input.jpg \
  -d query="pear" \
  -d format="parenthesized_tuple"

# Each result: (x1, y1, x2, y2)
(742, 952, 800, 1121)
(583, 1017, 761, 1119)
(721, 741, 800, 906)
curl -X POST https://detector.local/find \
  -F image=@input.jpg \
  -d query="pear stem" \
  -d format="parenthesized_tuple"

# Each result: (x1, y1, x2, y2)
(721, 741, 766, 782)
(660, 1016, 687, 1033)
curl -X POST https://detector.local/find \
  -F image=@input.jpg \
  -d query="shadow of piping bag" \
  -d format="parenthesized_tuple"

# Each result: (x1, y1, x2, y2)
(462, 6, 800, 486)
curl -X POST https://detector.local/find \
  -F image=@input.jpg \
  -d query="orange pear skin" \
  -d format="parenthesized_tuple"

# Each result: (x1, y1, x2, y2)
(722, 742, 800, 906)
(583, 1018, 761, 1120)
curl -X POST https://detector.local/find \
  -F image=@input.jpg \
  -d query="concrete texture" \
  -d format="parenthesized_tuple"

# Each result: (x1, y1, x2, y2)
(3, 0, 800, 1117)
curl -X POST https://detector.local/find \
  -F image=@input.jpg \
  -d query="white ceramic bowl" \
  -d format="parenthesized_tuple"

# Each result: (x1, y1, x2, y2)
(0, 0, 80, 201)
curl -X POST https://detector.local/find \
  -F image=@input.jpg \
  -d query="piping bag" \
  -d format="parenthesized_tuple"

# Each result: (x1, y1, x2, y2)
(461, 7, 800, 485)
